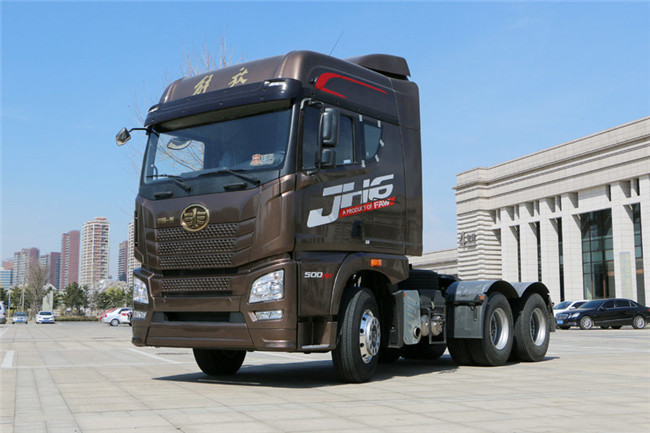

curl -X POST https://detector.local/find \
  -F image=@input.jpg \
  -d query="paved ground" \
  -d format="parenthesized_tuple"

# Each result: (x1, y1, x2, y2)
(1, 322, 649, 433)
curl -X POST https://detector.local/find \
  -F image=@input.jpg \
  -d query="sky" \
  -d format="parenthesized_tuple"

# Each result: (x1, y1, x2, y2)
(1, 1, 649, 279)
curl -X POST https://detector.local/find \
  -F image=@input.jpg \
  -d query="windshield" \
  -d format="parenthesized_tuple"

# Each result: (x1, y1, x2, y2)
(554, 301, 571, 310)
(143, 108, 291, 187)
(580, 300, 603, 309)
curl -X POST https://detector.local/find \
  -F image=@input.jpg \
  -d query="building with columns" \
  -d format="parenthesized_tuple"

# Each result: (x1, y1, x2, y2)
(454, 117, 649, 305)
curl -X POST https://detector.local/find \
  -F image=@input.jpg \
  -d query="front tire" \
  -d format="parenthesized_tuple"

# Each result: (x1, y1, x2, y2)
(579, 316, 593, 330)
(332, 288, 380, 383)
(512, 294, 550, 362)
(632, 315, 646, 329)
(468, 292, 514, 366)
(193, 349, 246, 375)
(447, 338, 475, 365)
(110, 318, 119, 327)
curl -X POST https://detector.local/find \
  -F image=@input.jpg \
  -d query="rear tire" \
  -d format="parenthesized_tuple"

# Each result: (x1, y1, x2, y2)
(512, 294, 550, 362)
(468, 292, 513, 366)
(579, 316, 593, 330)
(332, 288, 380, 383)
(193, 349, 246, 375)
(632, 315, 646, 329)
(447, 338, 474, 365)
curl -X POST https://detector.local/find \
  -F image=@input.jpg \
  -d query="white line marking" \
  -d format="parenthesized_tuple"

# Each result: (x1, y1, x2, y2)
(2, 350, 14, 368)
(127, 348, 181, 364)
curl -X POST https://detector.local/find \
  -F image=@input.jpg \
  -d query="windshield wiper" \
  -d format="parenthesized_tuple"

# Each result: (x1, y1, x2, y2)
(146, 174, 191, 192)
(196, 168, 262, 186)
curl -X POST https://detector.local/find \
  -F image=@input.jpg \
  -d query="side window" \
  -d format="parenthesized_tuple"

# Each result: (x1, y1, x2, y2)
(602, 300, 615, 309)
(336, 116, 354, 165)
(301, 106, 320, 170)
(363, 121, 383, 160)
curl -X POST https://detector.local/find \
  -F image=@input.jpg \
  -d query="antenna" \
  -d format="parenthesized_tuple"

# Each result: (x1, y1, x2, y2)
(329, 31, 344, 56)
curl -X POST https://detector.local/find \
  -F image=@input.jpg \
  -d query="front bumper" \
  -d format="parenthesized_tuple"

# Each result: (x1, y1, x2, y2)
(132, 258, 299, 351)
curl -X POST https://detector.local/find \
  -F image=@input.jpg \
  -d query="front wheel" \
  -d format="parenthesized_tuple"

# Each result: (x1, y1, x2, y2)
(193, 349, 246, 375)
(468, 292, 514, 366)
(579, 316, 593, 330)
(512, 294, 550, 362)
(632, 315, 646, 329)
(110, 318, 119, 327)
(332, 288, 381, 383)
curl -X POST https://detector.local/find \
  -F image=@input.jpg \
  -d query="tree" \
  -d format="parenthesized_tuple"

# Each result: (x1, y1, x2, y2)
(26, 262, 49, 316)
(62, 282, 88, 315)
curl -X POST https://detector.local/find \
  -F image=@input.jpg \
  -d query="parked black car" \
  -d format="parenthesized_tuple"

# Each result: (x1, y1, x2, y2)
(555, 298, 650, 330)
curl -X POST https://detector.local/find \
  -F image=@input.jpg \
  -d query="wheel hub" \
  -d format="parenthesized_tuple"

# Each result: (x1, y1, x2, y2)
(359, 309, 380, 364)
(530, 308, 547, 346)
(490, 308, 510, 350)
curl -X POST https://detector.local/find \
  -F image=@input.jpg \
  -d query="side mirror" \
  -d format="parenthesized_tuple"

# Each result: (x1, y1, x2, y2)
(321, 149, 336, 168)
(319, 108, 339, 148)
(116, 127, 132, 146)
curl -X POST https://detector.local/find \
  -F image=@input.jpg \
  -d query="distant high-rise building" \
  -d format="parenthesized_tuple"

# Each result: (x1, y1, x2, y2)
(59, 230, 80, 290)
(127, 220, 141, 287)
(13, 248, 39, 287)
(118, 240, 128, 282)
(0, 268, 12, 290)
(2, 260, 13, 270)
(38, 252, 61, 289)
(80, 217, 110, 287)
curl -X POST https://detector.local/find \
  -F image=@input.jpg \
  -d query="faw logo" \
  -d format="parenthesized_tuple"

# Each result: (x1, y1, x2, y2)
(307, 174, 395, 228)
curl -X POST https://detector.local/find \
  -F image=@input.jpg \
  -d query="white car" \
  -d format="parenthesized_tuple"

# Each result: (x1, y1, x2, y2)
(554, 300, 588, 328)
(36, 311, 55, 324)
(100, 307, 132, 326)
(0, 301, 6, 324)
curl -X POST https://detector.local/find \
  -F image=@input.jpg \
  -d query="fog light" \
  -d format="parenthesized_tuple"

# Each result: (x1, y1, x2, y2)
(133, 311, 146, 320)
(255, 310, 283, 321)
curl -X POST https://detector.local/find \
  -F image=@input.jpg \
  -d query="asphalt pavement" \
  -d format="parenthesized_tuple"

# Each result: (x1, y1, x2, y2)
(1, 321, 649, 433)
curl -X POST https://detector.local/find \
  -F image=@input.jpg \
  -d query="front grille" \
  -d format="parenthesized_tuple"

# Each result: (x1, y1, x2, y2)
(556, 313, 568, 320)
(161, 277, 231, 292)
(156, 223, 238, 241)
(158, 238, 236, 255)
(159, 254, 233, 270)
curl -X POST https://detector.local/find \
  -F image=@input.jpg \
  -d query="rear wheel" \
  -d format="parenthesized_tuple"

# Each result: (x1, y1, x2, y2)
(193, 349, 246, 375)
(332, 288, 380, 383)
(468, 292, 514, 366)
(512, 294, 550, 362)
(447, 338, 474, 365)
(579, 316, 593, 330)
(632, 315, 646, 329)
(110, 318, 119, 326)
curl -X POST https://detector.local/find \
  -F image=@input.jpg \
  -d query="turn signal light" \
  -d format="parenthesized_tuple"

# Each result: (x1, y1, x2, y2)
(370, 259, 383, 267)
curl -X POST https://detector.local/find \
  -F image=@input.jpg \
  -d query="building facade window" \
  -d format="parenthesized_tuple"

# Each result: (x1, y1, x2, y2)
(632, 203, 645, 305)
(581, 209, 614, 299)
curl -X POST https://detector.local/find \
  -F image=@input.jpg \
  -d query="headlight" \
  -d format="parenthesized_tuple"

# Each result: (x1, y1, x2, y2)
(133, 277, 149, 304)
(249, 270, 284, 303)
(569, 312, 580, 318)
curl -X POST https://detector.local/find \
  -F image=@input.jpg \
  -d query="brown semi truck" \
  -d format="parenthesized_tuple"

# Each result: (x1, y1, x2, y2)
(117, 50, 553, 382)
